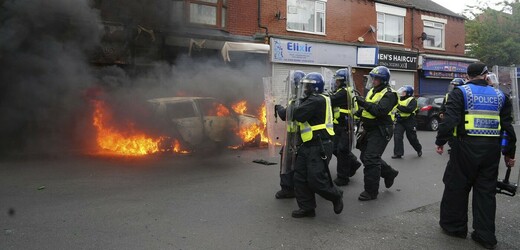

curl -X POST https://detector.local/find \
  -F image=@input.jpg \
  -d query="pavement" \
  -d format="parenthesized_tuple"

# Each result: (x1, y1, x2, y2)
(1, 130, 520, 250)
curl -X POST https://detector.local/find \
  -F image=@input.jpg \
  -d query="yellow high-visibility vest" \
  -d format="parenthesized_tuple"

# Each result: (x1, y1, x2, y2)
(361, 87, 397, 120)
(299, 94, 335, 142)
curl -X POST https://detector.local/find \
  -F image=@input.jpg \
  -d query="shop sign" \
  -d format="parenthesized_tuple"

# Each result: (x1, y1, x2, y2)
(424, 71, 467, 79)
(377, 49, 418, 70)
(422, 58, 470, 73)
(271, 38, 356, 66)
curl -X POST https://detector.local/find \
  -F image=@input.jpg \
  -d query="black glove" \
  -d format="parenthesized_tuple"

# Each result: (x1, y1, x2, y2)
(355, 96, 366, 107)
(275, 104, 282, 113)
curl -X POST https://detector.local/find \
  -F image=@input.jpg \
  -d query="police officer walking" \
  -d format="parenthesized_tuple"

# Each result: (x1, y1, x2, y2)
(435, 62, 516, 249)
(290, 72, 344, 218)
(391, 85, 422, 159)
(330, 68, 362, 186)
(354, 66, 399, 201)
(274, 70, 305, 199)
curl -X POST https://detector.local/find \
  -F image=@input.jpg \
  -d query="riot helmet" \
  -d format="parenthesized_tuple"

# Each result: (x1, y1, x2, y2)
(292, 70, 306, 87)
(333, 68, 349, 91)
(302, 72, 325, 96)
(367, 66, 391, 89)
(397, 85, 414, 98)
(447, 78, 465, 92)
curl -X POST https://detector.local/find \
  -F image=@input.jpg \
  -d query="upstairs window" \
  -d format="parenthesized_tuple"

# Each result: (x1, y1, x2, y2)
(287, 0, 326, 35)
(188, 0, 227, 28)
(376, 3, 406, 44)
(422, 16, 446, 50)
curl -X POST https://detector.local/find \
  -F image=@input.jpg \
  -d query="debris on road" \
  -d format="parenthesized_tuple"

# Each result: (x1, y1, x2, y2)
(252, 159, 277, 165)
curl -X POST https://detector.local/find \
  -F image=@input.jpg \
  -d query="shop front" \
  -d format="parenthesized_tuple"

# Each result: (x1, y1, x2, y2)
(418, 54, 478, 95)
(356, 47, 417, 95)
(270, 37, 357, 100)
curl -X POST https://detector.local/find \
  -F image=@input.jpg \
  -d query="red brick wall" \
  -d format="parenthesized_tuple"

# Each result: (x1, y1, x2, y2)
(411, 9, 466, 55)
(226, 0, 260, 36)
(226, 0, 466, 57)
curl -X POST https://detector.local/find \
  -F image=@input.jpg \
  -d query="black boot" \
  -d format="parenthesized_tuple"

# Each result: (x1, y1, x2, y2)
(384, 169, 399, 188)
(358, 191, 377, 201)
(275, 189, 295, 199)
(291, 209, 316, 218)
(471, 231, 496, 249)
(333, 177, 349, 186)
(333, 190, 344, 214)
(348, 161, 362, 177)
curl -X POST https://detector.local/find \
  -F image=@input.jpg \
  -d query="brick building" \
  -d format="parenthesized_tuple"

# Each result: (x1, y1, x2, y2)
(94, 0, 477, 95)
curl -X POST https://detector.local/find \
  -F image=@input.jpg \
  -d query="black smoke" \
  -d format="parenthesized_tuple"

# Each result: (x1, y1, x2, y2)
(0, 0, 268, 156)
(0, 0, 102, 155)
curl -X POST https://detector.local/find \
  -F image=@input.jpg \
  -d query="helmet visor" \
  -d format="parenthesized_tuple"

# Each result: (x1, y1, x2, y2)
(486, 73, 499, 88)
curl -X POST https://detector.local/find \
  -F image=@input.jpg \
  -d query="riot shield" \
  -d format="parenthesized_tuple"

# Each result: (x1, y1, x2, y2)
(494, 65, 520, 123)
(345, 66, 357, 150)
(512, 67, 520, 124)
(321, 67, 335, 94)
(280, 70, 304, 174)
(263, 77, 285, 157)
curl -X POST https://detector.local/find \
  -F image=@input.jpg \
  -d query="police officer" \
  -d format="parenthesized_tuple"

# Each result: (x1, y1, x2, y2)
(354, 66, 399, 201)
(330, 68, 362, 186)
(435, 62, 516, 249)
(290, 72, 344, 218)
(274, 70, 305, 199)
(391, 85, 422, 159)
(439, 78, 465, 120)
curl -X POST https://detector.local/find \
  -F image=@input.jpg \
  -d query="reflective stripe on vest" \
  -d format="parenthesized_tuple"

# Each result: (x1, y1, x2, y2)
(458, 84, 505, 137)
(361, 87, 396, 119)
(332, 87, 353, 124)
(299, 94, 335, 142)
(286, 100, 298, 132)
(397, 97, 417, 118)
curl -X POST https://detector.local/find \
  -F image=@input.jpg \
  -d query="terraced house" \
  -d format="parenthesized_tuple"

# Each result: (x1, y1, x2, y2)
(94, 0, 477, 95)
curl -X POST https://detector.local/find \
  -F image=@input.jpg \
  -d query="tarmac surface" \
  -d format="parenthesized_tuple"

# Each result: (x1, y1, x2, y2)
(1, 130, 520, 249)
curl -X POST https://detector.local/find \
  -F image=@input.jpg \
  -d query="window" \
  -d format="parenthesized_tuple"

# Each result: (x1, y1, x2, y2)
(377, 13, 404, 43)
(188, 0, 227, 28)
(421, 15, 446, 50)
(287, 0, 326, 35)
(375, 3, 405, 44)
(166, 102, 197, 119)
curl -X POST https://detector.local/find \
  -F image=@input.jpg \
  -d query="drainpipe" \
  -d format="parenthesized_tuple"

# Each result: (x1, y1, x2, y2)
(258, 0, 269, 43)
(411, 7, 415, 51)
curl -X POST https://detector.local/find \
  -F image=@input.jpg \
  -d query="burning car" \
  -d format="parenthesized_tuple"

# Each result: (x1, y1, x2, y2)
(147, 97, 262, 150)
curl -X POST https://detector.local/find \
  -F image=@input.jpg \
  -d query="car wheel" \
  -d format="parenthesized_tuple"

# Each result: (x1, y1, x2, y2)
(429, 117, 439, 131)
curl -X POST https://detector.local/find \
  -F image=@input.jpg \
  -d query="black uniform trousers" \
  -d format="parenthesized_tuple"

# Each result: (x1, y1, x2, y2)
(359, 126, 395, 195)
(294, 140, 342, 210)
(393, 117, 422, 156)
(440, 136, 501, 245)
(333, 125, 361, 180)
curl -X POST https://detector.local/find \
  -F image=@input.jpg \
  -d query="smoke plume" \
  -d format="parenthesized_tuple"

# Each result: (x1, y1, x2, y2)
(0, 0, 267, 157)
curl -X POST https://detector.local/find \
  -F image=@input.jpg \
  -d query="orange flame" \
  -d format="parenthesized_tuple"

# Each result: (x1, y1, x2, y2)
(92, 100, 162, 156)
(215, 103, 230, 116)
(233, 102, 269, 145)
(232, 100, 247, 114)
(173, 139, 190, 154)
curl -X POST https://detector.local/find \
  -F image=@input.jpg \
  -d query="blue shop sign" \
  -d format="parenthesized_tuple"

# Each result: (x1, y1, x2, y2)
(422, 58, 471, 73)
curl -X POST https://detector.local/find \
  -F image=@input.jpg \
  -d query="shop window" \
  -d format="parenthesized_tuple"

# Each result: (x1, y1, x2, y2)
(376, 3, 405, 44)
(287, 0, 326, 35)
(423, 20, 445, 50)
(188, 0, 227, 28)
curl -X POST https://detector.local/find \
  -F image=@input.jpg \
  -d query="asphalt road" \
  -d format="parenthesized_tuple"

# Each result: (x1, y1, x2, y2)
(1, 130, 519, 250)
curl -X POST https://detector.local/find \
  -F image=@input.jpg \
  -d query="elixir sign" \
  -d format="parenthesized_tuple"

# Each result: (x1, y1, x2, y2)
(271, 38, 356, 66)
